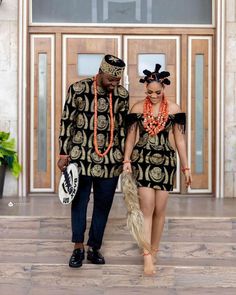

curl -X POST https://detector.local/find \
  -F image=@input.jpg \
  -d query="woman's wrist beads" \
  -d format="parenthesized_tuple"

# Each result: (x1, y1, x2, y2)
(181, 167, 190, 173)
(123, 159, 131, 164)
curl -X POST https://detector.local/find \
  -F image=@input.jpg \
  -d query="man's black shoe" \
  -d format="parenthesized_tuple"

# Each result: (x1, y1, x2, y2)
(87, 248, 105, 264)
(69, 248, 85, 268)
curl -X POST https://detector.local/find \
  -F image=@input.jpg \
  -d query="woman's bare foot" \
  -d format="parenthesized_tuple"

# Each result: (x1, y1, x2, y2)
(143, 253, 156, 275)
(151, 248, 159, 263)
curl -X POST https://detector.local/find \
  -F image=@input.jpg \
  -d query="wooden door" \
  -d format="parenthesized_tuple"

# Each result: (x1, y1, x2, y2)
(124, 35, 213, 194)
(29, 33, 213, 195)
(60, 35, 122, 190)
(62, 35, 122, 104)
(187, 36, 213, 194)
(30, 34, 55, 192)
(124, 36, 181, 192)
(29, 34, 121, 193)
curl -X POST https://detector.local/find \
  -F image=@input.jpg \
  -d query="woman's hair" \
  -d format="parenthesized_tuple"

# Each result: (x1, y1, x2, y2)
(139, 63, 171, 85)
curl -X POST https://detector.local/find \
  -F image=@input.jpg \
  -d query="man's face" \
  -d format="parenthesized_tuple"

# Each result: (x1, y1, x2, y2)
(100, 73, 121, 92)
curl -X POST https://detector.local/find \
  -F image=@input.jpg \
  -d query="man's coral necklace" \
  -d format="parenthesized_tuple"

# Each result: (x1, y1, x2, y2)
(93, 75, 114, 157)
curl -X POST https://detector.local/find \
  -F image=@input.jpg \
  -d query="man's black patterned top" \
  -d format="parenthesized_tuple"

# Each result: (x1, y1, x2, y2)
(59, 78, 129, 178)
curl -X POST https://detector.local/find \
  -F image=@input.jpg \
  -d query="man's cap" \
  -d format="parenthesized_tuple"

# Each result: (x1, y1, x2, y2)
(99, 54, 125, 78)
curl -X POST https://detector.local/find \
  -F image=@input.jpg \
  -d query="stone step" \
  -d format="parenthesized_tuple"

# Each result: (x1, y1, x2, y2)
(1, 263, 236, 290)
(1, 254, 236, 269)
(1, 216, 236, 294)
(0, 239, 236, 263)
(0, 217, 235, 241)
(2, 195, 236, 220)
(1, 286, 236, 295)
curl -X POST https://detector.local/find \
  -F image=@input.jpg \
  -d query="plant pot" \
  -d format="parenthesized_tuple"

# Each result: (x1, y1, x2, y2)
(0, 164, 6, 198)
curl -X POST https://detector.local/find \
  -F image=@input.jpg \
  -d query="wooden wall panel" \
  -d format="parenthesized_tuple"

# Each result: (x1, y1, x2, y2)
(188, 37, 212, 193)
(30, 35, 55, 191)
(125, 37, 179, 108)
(124, 36, 181, 192)
(65, 36, 119, 91)
(27, 30, 215, 195)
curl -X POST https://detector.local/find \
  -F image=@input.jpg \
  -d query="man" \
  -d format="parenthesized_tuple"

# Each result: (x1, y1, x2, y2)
(58, 54, 129, 268)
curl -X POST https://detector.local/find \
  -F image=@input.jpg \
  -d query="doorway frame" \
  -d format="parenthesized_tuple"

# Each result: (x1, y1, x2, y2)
(123, 35, 181, 193)
(18, 0, 225, 198)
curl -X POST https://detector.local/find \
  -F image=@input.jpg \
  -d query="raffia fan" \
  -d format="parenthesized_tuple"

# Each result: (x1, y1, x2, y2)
(121, 171, 151, 251)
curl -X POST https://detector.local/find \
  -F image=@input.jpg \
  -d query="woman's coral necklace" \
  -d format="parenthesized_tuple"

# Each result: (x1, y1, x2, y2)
(93, 75, 114, 157)
(143, 96, 169, 136)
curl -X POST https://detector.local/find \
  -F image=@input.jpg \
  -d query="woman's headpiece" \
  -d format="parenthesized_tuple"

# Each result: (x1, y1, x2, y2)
(139, 64, 171, 85)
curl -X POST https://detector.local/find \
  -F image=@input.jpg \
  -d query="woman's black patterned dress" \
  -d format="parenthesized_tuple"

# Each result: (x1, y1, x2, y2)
(126, 113, 186, 191)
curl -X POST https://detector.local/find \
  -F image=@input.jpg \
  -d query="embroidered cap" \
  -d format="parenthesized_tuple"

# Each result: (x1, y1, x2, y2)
(99, 54, 126, 78)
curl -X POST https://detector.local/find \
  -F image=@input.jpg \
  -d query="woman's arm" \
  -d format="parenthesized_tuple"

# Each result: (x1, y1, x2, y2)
(173, 124, 188, 169)
(123, 121, 138, 173)
(171, 102, 192, 187)
(173, 124, 192, 187)
(124, 121, 138, 161)
(123, 101, 141, 172)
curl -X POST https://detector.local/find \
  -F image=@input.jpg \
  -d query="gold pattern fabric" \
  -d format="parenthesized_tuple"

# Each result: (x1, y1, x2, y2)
(126, 112, 186, 191)
(99, 55, 125, 78)
(59, 78, 129, 178)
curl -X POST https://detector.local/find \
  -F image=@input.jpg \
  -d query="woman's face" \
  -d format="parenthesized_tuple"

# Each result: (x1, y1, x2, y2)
(146, 81, 164, 104)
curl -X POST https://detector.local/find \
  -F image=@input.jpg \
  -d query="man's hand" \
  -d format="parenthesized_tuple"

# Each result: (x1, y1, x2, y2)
(57, 156, 70, 172)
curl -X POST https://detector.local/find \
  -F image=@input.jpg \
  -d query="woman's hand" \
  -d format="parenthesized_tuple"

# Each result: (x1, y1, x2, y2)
(123, 162, 132, 173)
(184, 169, 192, 188)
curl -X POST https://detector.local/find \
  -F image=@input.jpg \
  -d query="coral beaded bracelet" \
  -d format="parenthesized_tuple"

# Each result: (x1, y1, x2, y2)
(123, 160, 131, 164)
(181, 167, 190, 173)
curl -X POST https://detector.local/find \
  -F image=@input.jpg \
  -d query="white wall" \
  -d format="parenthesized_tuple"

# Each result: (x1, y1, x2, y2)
(0, 0, 234, 197)
(0, 0, 18, 196)
(225, 0, 236, 197)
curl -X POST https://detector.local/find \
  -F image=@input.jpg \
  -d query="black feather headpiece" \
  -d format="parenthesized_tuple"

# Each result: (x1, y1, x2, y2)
(139, 64, 171, 85)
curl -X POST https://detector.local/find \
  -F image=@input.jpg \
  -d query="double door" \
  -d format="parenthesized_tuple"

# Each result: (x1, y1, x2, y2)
(29, 33, 213, 195)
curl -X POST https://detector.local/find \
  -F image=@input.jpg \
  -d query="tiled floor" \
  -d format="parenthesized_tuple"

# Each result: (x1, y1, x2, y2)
(0, 195, 236, 295)
(0, 194, 235, 218)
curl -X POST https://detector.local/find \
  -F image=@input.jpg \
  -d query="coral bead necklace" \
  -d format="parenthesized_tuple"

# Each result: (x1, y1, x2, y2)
(93, 75, 114, 157)
(143, 96, 169, 136)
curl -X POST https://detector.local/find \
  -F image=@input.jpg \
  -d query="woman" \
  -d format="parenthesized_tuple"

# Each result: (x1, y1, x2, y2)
(123, 64, 192, 275)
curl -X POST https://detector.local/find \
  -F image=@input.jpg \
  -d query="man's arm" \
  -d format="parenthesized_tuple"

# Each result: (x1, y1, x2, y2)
(58, 84, 78, 171)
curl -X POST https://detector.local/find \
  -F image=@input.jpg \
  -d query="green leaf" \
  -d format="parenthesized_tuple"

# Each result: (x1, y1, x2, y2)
(0, 132, 10, 141)
(0, 138, 15, 151)
(0, 131, 21, 178)
(11, 154, 21, 178)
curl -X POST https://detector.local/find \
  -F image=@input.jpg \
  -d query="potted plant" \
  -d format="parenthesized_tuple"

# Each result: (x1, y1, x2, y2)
(0, 131, 21, 197)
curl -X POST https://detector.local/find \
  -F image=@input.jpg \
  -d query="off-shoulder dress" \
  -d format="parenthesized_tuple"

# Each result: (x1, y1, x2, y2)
(126, 112, 186, 191)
